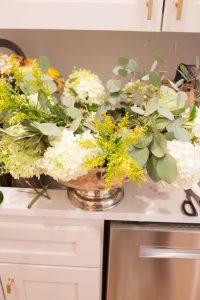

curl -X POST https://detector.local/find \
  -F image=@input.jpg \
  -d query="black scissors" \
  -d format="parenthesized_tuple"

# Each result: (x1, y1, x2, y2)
(181, 189, 200, 217)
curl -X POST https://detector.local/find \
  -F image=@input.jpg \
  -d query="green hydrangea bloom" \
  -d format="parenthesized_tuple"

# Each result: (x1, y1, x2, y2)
(64, 68, 106, 106)
(0, 135, 43, 179)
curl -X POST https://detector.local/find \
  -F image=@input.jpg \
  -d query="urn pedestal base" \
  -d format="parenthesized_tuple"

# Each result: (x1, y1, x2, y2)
(67, 187, 124, 211)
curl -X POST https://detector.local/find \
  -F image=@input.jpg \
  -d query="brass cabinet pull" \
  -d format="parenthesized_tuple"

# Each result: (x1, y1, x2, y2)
(6, 277, 14, 294)
(146, 0, 153, 20)
(175, 0, 183, 20)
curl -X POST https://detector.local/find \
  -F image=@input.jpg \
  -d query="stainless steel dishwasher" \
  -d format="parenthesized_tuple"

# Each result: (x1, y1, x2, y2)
(106, 222, 200, 300)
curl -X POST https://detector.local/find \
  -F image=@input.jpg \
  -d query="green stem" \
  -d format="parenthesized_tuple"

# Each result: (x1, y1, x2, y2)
(27, 187, 48, 209)
(24, 179, 50, 199)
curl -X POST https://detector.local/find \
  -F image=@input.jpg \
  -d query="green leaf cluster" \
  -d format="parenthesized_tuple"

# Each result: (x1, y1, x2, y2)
(0, 191, 3, 204)
(128, 118, 177, 184)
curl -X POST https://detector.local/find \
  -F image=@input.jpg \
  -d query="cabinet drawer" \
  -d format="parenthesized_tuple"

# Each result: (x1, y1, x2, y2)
(0, 222, 101, 267)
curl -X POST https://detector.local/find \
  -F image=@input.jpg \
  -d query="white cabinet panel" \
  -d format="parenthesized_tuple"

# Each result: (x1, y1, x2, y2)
(163, 0, 200, 32)
(0, 222, 101, 267)
(0, 0, 163, 31)
(0, 264, 100, 300)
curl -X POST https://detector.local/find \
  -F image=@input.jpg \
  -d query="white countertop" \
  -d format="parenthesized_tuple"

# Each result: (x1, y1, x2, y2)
(0, 181, 200, 223)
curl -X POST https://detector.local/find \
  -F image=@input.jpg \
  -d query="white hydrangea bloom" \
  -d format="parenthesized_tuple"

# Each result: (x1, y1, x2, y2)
(42, 130, 97, 182)
(63, 69, 106, 106)
(192, 107, 200, 138)
(167, 140, 200, 189)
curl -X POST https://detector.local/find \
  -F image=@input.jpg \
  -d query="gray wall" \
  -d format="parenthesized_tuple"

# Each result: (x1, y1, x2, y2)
(0, 29, 200, 81)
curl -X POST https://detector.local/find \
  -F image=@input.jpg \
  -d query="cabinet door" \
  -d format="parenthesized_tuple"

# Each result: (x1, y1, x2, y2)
(0, 0, 163, 31)
(0, 264, 100, 300)
(163, 0, 200, 32)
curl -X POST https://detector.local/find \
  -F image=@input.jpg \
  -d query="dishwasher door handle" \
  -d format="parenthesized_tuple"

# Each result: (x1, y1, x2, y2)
(139, 246, 200, 260)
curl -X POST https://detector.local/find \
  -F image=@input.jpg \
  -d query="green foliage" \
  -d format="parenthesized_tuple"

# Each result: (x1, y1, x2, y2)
(149, 71, 161, 87)
(174, 127, 191, 142)
(188, 103, 197, 122)
(150, 132, 167, 158)
(146, 155, 160, 182)
(118, 57, 129, 66)
(107, 79, 122, 93)
(113, 57, 137, 77)
(156, 154, 177, 184)
(180, 64, 189, 76)
(129, 147, 149, 167)
(67, 107, 82, 119)
(0, 72, 69, 126)
(37, 56, 50, 72)
(0, 53, 197, 188)
(144, 97, 159, 116)
(156, 118, 170, 131)
(164, 131, 175, 141)
(153, 54, 164, 63)
(157, 108, 174, 121)
(131, 106, 145, 115)
(166, 118, 183, 132)
(169, 80, 179, 91)
(118, 69, 127, 77)
(0, 134, 44, 178)
(0, 191, 4, 204)
(32, 122, 63, 136)
(61, 95, 75, 107)
(175, 79, 184, 88)
(134, 132, 153, 149)
(150, 60, 158, 72)
(108, 94, 122, 105)
(69, 117, 82, 133)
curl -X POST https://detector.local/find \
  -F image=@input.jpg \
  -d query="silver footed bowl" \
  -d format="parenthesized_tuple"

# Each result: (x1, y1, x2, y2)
(60, 168, 124, 211)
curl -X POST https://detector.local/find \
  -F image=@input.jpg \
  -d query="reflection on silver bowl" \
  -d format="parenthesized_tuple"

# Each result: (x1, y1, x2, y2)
(60, 169, 124, 211)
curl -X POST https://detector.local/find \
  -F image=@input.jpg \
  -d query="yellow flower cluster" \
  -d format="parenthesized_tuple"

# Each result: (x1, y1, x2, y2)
(105, 151, 146, 190)
(80, 114, 146, 189)
(93, 114, 115, 136)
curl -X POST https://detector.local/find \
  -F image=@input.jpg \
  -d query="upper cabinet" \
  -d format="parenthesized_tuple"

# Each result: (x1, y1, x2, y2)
(163, 0, 200, 32)
(0, 0, 200, 32)
(0, 0, 163, 31)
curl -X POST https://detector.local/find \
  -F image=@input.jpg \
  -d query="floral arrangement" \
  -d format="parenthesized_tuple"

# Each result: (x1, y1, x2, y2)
(0, 53, 200, 205)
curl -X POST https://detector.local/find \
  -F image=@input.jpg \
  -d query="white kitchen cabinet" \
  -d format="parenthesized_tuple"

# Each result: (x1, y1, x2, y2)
(0, 264, 100, 300)
(0, 221, 101, 267)
(0, 185, 197, 300)
(0, 210, 103, 300)
(0, 0, 163, 31)
(163, 0, 200, 32)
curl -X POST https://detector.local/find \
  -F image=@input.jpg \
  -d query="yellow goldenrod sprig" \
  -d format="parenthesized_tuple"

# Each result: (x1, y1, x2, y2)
(79, 114, 146, 189)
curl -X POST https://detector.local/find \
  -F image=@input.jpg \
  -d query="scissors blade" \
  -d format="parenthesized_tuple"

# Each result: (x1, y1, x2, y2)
(187, 189, 200, 206)
(182, 200, 198, 216)
(182, 189, 198, 217)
